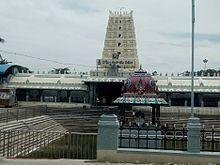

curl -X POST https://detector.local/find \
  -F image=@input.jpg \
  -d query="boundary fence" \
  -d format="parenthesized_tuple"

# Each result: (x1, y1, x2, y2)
(0, 129, 97, 159)
(119, 124, 220, 152)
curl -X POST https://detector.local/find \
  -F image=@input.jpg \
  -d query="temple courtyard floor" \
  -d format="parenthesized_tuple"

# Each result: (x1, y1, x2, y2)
(0, 159, 217, 165)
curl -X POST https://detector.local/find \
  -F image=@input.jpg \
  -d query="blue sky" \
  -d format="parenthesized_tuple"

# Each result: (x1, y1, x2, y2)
(0, 0, 219, 74)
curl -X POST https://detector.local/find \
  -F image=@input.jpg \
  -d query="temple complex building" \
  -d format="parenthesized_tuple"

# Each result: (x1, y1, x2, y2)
(0, 9, 220, 108)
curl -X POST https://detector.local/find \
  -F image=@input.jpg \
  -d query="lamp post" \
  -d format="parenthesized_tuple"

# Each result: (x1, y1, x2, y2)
(187, 0, 201, 153)
(203, 58, 208, 70)
(191, 0, 195, 117)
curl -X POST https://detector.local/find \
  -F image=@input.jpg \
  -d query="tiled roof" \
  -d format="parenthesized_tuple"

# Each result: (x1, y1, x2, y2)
(154, 76, 220, 93)
(8, 73, 88, 90)
(7, 73, 220, 93)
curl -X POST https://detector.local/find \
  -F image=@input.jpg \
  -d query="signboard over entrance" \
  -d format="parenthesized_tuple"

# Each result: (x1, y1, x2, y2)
(96, 59, 137, 68)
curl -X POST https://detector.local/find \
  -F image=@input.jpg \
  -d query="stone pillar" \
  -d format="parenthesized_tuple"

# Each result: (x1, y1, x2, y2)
(167, 93, 171, 106)
(26, 95, 29, 102)
(40, 95, 43, 102)
(97, 114, 119, 151)
(67, 90, 71, 103)
(201, 72, 204, 76)
(89, 83, 97, 106)
(26, 90, 29, 102)
(39, 90, 43, 102)
(201, 100, 204, 107)
(85, 91, 89, 104)
(54, 96, 57, 102)
(93, 84, 97, 106)
(198, 94, 204, 107)
(187, 117, 201, 153)
(152, 106, 156, 125)
(57, 90, 61, 102)
(166, 93, 171, 106)
(155, 106, 160, 126)
(168, 97, 171, 106)
(89, 84, 94, 105)
(184, 100, 188, 107)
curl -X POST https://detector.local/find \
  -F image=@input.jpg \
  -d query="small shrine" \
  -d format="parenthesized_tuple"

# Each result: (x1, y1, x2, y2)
(114, 67, 168, 126)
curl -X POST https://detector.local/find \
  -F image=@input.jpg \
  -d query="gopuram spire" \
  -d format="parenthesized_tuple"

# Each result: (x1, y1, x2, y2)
(91, 9, 139, 77)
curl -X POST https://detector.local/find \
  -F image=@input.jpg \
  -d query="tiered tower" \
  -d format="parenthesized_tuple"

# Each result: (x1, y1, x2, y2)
(91, 9, 139, 77)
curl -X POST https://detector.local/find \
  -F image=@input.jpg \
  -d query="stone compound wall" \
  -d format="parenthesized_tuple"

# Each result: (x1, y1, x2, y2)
(133, 106, 220, 115)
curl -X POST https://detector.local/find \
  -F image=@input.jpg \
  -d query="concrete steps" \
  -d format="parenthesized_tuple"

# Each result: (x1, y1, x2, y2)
(0, 115, 66, 158)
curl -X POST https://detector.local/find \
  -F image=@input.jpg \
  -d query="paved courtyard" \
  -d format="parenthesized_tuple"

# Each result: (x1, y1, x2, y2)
(0, 159, 217, 165)
(0, 159, 154, 165)
(0, 159, 150, 165)
(0, 159, 187, 165)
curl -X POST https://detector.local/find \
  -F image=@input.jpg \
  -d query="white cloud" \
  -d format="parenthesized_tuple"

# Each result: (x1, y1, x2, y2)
(0, 0, 219, 74)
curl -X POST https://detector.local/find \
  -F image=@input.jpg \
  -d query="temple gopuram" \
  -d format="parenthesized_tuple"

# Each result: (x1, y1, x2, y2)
(90, 9, 139, 77)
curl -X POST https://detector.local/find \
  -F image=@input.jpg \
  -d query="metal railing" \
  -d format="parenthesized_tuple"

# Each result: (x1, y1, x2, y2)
(119, 124, 220, 152)
(0, 105, 47, 123)
(119, 124, 187, 151)
(201, 126, 220, 152)
(0, 129, 97, 159)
